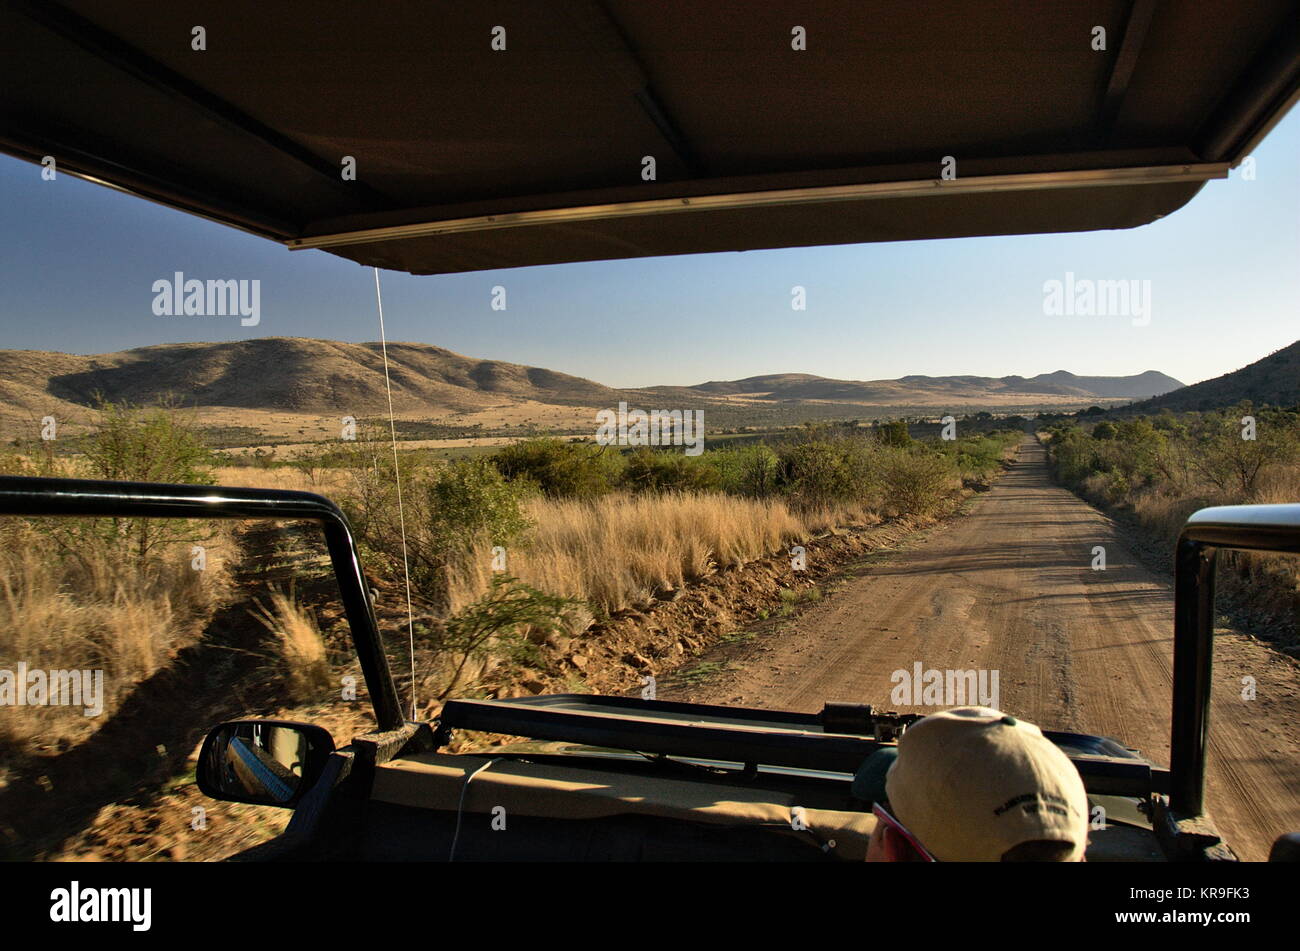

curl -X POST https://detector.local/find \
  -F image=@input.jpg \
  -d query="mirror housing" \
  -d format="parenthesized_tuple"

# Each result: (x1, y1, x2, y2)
(197, 720, 336, 808)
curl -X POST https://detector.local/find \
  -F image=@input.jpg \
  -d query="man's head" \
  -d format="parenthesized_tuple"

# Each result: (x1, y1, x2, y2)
(862, 706, 1089, 862)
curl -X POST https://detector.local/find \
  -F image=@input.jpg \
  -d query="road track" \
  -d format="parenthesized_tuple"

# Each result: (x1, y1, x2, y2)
(674, 437, 1300, 861)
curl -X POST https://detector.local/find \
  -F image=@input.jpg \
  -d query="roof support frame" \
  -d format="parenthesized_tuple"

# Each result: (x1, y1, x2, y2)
(0, 123, 298, 238)
(1096, 0, 1160, 141)
(564, 0, 706, 175)
(288, 162, 1229, 251)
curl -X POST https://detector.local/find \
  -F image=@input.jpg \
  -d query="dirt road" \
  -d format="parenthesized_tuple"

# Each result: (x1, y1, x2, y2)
(672, 437, 1300, 861)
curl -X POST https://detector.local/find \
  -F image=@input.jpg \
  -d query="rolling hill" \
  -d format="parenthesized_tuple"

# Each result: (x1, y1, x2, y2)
(684, 369, 1181, 402)
(0, 337, 1188, 438)
(1120, 340, 1300, 413)
(0, 338, 622, 419)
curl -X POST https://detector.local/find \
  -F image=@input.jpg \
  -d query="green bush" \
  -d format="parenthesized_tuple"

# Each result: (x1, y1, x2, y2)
(350, 456, 533, 606)
(877, 448, 957, 516)
(424, 458, 532, 555)
(875, 420, 912, 447)
(436, 574, 584, 698)
(1047, 405, 1300, 502)
(492, 438, 623, 499)
(703, 444, 781, 497)
(939, 430, 1019, 481)
(71, 401, 215, 570)
(775, 437, 878, 509)
(84, 400, 213, 484)
(622, 448, 720, 493)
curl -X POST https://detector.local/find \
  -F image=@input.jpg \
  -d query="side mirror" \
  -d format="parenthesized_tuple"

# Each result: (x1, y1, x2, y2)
(196, 720, 335, 808)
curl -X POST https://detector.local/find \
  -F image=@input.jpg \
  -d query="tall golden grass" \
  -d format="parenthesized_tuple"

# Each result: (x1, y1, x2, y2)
(212, 464, 889, 624)
(0, 520, 233, 750)
(445, 490, 877, 624)
(0, 440, 963, 745)
(1121, 461, 1299, 639)
(209, 465, 350, 496)
(250, 586, 331, 702)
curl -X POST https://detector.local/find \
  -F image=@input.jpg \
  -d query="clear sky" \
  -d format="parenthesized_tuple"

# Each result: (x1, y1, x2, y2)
(1, 110, 1296, 389)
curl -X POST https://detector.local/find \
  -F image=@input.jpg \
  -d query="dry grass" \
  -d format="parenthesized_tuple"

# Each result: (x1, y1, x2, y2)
(0, 521, 234, 751)
(1126, 461, 1300, 642)
(1254, 463, 1300, 505)
(250, 586, 330, 702)
(208, 465, 351, 496)
(445, 490, 874, 625)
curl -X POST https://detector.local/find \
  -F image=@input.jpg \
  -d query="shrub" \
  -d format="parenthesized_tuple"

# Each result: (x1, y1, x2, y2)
(1188, 407, 1300, 496)
(411, 459, 532, 603)
(704, 444, 781, 497)
(436, 575, 584, 698)
(776, 438, 878, 509)
(82, 400, 213, 484)
(347, 454, 533, 607)
(876, 448, 957, 517)
(876, 420, 912, 447)
(492, 438, 623, 498)
(622, 448, 720, 493)
(941, 431, 1020, 481)
(37, 402, 216, 572)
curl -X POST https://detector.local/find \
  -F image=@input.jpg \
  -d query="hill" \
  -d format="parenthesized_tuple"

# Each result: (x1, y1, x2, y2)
(0, 338, 622, 418)
(0, 338, 1188, 440)
(685, 369, 1181, 402)
(1120, 341, 1300, 413)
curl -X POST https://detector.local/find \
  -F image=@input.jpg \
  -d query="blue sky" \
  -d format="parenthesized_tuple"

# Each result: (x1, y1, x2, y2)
(1, 110, 1296, 389)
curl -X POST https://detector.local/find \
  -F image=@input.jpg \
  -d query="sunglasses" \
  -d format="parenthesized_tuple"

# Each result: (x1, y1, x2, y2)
(872, 802, 939, 862)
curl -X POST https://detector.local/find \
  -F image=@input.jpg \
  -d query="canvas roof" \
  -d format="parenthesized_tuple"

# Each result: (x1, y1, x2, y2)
(3, 1, 1297, 274)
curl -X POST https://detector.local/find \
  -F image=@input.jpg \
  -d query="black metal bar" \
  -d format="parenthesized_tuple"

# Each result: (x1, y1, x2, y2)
(1171, 538, 1216, 816)
(442, 696, 1164, 795)
(1169, 503, 1300, 816)
(0, 475, 406, 732)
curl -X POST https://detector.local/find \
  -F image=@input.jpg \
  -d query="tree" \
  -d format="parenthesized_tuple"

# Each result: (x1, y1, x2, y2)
(80, 400, 214, 568)
(875, 420, 912, 448)
(1191, 407, 1298, 497)
(436, 575, 583, 699)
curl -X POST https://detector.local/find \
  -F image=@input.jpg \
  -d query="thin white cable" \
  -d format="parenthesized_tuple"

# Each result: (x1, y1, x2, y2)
(449, 757, 499, 861)
(372, 266, 418, 720)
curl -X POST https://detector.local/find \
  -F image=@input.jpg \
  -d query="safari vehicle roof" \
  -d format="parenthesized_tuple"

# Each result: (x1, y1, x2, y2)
(3, 1, 1298, 275)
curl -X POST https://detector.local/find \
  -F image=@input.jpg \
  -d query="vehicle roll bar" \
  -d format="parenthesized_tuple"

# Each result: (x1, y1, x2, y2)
(1172, 504, 1300, 816)
(0, 475, 406, 732)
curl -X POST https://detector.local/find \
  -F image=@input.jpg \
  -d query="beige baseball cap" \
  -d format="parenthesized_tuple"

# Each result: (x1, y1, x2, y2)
(884, 706, 1089, 861)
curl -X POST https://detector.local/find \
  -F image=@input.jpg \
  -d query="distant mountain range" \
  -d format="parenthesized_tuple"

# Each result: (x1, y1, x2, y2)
(677, 368, 1182, 402)
(0, 338, 1190, 430)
